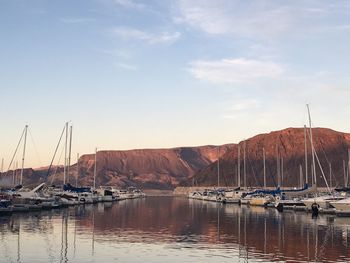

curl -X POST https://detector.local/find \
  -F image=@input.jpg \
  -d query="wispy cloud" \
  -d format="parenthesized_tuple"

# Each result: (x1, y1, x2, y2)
(60, 17, 95, 24)
(174, 0, 294, 38)
(222, 99, 260, 119)
(188, 58, 283, 84)
(98, 49, 132, 59)
(113, 0, 145, 11)
(173, 0, 350, 39)
(112, 27, 181, 44)
(114, 62, 137, 71)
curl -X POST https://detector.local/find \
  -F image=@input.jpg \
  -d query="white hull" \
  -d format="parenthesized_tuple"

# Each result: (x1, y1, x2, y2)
(330, 198, 350, 212)
(302, 195, 345, 210)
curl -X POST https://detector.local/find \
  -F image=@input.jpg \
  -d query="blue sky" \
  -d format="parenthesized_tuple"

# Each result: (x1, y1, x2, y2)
(1, 0, 350, 168)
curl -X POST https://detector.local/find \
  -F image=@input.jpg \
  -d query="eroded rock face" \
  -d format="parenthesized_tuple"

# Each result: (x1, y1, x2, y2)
(2, 127, 349, 189)
(74, 145, 234, 189)
(0, 144, 234, 189)
(190, 128, 350, 188)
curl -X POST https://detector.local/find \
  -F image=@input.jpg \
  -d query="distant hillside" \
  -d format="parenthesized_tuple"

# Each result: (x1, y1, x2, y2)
(187, 128, 350, 188)
(2, 127, 349, 190)
(0, 145, 234, 189)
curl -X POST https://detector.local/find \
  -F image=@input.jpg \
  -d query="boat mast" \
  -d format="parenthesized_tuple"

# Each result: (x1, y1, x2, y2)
(67, 125, 73, 184)
(63, 122, 68, 185)
(276, 144, 280, 187)
(263, 148, 266, 188)
(20, 125, 28, 185)
(237, 145, 241, 187)
(93, 147, 97, 189)
(307, 104, 317, 187)
(329, 162, 332, 189)
(304, 125, 308, 185)
(343, 160, 347, 187)
(12, 161, 16, 185)
(281, 157, 284, 188)
(76, 153, 79, 187)
(299, 164, 303, 188)
(243, 140, 246, 188)
(217, 146, 220, 187)
(1, 158, 3, 173)
(347, 149, 350, 187)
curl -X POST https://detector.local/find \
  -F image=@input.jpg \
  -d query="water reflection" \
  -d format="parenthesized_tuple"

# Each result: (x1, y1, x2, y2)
(0, 197, 349, 262)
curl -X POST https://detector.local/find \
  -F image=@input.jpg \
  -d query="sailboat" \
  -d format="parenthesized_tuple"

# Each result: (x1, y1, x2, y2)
(300, 105, 346, 211)
(50, 122, 80, 206)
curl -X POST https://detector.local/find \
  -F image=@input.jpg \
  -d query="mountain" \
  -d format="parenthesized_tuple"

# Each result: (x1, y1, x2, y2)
(2, 127, 349, 190)
(187, 128, 350, 188)
(0, 145, 234, 189)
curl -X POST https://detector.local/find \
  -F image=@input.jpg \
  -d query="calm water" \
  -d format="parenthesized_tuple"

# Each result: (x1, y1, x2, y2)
(1, 196, 350, 263)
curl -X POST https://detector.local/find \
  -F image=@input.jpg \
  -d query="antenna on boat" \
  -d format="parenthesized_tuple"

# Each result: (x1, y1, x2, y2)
(20, 125, 28, 186)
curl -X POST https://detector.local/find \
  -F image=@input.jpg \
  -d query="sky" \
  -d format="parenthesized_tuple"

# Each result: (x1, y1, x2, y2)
(1, 0, 350, 169)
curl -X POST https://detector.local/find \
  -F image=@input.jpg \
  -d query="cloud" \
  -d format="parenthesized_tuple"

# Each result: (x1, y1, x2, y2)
(174, 0, 294, 38)
(60, 17, 95, 24)
(112, 27, 181, 44)
(222, 99, 260, 119)
(114, 62, 137, 71)
(113, 0, 145, 10)
(188, 58, 283, 84)
(98, 49, 132, 59)
(173, 0, 350, 39)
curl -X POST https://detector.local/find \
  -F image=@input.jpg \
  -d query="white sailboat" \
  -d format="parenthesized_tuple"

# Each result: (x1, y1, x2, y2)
(301, 105, 344, 211)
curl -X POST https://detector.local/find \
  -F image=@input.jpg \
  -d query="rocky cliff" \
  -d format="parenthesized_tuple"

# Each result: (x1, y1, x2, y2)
(188, 128, 350, 188)
(0, 145, 234, 189)
(1, 127, 349, 189)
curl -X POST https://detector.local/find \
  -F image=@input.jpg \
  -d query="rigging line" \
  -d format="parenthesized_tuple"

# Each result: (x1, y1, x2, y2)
(51, 142, 65, 185)
(247, 155, 262, 187)
(5, 127, 25, 177)
(318, 142, 339, 186)
(27, 127, 42, 167)
(267, 158, 278, 188)
(46, 124, 66, 179)
(306, 129, 332, 193)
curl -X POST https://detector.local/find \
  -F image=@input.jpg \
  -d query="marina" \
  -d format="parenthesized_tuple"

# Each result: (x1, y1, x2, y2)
(2, 1, 350, 261)
(1, 196, 349, 263)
